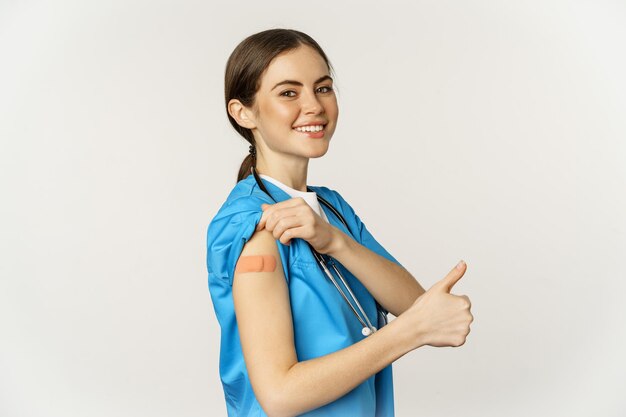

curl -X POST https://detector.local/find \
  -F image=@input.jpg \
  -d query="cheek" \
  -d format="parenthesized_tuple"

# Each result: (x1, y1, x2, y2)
(325, 97, 339, 121)
(263, 102, 299, 125)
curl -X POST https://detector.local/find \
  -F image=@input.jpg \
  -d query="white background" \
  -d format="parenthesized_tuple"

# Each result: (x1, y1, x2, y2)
(1, 1, 625, 416)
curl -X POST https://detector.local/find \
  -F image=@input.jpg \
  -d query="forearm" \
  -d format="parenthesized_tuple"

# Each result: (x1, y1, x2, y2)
(327, 228, 425, 317)
(271, 316, 415, 417)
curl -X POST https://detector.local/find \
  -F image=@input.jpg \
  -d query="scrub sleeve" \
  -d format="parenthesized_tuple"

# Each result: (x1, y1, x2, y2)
(207, 175, 401, 416)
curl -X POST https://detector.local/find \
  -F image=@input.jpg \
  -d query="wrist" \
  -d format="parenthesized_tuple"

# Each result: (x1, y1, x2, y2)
(325, 226, 352, 257)
(394, 308, 428, 351)
(384, 313, 422, 354)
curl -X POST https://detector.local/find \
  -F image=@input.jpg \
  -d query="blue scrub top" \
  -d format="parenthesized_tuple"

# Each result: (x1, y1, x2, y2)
(207, 174, 403, 417)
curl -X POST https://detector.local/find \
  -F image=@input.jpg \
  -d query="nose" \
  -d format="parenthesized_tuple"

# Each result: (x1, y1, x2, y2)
(301, 89, 324, 115)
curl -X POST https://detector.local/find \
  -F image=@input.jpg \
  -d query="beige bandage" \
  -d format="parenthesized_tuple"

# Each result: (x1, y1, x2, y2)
(235, 255, 277, 273)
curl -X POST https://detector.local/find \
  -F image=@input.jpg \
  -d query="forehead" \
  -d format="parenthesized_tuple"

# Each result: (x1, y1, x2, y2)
(259, 45, 329, 90)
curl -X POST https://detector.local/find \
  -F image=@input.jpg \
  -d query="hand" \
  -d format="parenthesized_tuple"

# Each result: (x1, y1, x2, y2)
(401, 261, 474, 348)
(255, 197, 340, 254)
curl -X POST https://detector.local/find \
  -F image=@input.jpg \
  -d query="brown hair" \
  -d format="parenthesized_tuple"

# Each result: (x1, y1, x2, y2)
(224, 28, 335, 182)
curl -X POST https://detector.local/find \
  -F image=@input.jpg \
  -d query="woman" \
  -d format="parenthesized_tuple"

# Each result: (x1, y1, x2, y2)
(207, 28, 473, 417)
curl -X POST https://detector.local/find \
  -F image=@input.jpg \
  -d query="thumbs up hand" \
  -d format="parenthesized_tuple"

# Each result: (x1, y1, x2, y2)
(401, 260, 474, 349)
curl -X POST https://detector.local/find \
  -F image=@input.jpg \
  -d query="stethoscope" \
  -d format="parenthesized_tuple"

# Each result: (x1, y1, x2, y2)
(251, 167, 387, 337)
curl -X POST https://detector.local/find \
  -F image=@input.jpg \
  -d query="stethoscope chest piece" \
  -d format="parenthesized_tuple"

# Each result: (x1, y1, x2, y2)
(362, 326, 376, 337)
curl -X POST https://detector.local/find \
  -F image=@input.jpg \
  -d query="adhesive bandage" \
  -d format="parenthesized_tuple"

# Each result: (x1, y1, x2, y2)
(235, 255, 277, 273)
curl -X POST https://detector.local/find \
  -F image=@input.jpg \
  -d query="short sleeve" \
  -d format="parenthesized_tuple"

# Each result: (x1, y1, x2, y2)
(206, 209, 263, 287)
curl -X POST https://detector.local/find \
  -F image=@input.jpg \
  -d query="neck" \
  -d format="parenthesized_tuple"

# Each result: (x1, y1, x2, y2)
(255, 157, 309, 192)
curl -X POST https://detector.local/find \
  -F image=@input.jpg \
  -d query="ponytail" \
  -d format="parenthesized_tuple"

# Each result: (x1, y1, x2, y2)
(236, 148, 256, 182)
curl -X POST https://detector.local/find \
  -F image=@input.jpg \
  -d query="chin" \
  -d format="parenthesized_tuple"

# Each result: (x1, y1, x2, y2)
(308, 150, 329, 159)
(307, 143, 331, 159)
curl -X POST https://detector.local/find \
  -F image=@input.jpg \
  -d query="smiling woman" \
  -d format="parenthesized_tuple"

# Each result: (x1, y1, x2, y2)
(206, 28, 473, 417)
(223, 30, 338, 187)
(227, 41, 339, 187)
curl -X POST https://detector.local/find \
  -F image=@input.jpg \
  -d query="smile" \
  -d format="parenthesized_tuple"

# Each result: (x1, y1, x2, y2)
(293, 124, 325, 133)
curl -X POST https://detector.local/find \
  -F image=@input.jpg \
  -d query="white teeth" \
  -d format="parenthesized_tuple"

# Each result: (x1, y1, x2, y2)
(294, 125, 324, 132)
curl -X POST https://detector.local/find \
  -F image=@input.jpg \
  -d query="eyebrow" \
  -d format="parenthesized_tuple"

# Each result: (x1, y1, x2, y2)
(271, 75, 333, 91)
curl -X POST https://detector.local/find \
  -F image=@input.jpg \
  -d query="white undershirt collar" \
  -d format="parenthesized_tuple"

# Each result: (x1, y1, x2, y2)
(259, 174, 329, 222)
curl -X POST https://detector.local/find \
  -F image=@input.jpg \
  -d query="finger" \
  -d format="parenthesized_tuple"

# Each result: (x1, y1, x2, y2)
(262, 206, 309, 232)
(432, 260, 467, 293)
(256, 199, 307, 231)
(272, 215, 302, 243)
(458, 294, 471, 309)
(256, 204, 270, 231)
(279, 225, 307, 246)
(256, 211, 266, 232)
(256, 203, 282, 231)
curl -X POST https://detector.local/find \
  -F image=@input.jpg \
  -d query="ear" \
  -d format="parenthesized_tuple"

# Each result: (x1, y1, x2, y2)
(228, 99, 257, 130)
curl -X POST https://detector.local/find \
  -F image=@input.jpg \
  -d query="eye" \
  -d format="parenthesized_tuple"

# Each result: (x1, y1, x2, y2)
(280, 90, 297, 97)
(317, 85, 334, 93)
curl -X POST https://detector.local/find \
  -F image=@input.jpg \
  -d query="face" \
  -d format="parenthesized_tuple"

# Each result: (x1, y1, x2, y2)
(247, 45, 339, 165)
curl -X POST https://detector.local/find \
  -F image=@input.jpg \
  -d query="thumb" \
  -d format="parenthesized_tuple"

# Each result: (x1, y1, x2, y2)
(432, 260, 467, 293)
(256, 205, 269, 231)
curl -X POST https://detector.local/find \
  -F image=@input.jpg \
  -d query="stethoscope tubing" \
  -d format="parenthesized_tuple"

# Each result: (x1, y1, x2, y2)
(328, 256, 377, 335)
(250, 167, 384, 337)
(312, 249, 377, 335)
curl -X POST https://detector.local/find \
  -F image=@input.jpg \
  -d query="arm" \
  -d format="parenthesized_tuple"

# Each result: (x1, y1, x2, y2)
(327, 227, 426, 317)
(253, 196, 424, 316)
(233, 228, 417, 417)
